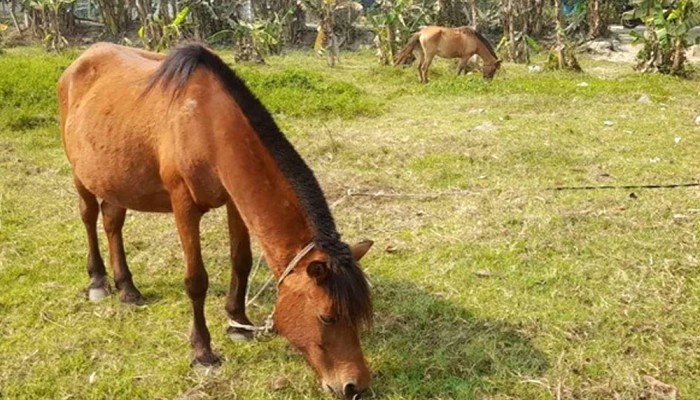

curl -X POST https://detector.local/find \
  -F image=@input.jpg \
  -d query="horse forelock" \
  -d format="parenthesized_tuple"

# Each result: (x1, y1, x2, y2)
(321, 240, 373, 329)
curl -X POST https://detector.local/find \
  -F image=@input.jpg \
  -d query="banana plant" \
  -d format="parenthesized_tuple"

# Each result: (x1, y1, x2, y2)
(299, 0, 363, 66)
(207, 8, 293, 60)
(366, 0, 434, 65)
(626, 0, 700, 75)
(138, 5, 191, 51)
(0, 23, 7, 52)
(24, 0, 75, 51)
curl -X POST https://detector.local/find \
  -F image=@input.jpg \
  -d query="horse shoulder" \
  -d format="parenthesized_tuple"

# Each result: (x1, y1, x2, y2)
(161, 69, 234, 209)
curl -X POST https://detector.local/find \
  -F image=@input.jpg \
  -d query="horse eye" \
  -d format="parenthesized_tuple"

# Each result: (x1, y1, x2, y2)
(319, 315, 337, 325)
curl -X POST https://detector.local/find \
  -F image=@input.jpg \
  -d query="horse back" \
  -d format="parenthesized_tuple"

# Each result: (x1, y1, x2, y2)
(418, 26, 476, 59)
(58, 43, 229, 212)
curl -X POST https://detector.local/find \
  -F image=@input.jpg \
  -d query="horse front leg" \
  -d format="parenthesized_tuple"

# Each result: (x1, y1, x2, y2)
(170, 182, 219, 366)
(224, 201, 255, 342)
(457, 58, 467, 75)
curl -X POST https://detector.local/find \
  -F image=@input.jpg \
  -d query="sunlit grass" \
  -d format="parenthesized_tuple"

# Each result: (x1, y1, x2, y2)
(2, 46, 700, 399)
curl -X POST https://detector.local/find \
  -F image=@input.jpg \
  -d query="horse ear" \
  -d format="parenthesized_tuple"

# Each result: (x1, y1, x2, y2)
(307, 261, 329, 283)
(351, 240, 374, 261)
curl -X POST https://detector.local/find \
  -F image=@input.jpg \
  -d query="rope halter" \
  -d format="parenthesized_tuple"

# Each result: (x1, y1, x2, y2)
(228, 241, 316, 333)
(276, 241, 316, 287)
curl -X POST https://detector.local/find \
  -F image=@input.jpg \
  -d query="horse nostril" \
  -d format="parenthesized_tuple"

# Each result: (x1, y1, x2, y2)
(343, 383, 359, 399)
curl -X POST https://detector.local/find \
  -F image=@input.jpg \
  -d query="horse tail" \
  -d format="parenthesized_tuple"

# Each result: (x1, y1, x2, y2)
(394, 32, 421, 66)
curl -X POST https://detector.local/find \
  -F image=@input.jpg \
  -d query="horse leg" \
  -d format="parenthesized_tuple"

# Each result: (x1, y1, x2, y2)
(457, 58, 468, 75)
(416, 48, 425, 83)
(421, 53, 436, 83)
(458, 53, 476, 75)
(100, 201, 144, 305)
(170, 182, 219, 366)
(75, 179, 110, 301)
(224, 201, 255, 342)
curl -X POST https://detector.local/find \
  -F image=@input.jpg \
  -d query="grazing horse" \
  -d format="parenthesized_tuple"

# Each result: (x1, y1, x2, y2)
(394, 26, 502, 83)
(58, 43, 373, 399)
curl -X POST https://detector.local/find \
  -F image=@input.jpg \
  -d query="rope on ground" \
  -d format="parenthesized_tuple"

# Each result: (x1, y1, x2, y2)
(548, 182, 700, 191)
(346, 188, 474, 200)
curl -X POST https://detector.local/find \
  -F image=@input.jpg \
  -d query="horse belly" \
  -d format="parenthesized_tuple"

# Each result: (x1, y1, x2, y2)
(65, 115, 172, 213)
(436, 44, 463, 59)
(436, 34, 471, 59)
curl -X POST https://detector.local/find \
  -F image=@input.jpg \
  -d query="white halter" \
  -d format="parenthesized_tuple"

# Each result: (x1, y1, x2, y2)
(228, 241, 316, 333)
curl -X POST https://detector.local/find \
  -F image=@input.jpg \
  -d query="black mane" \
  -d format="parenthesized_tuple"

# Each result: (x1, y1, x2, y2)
(147, 43, 372, 328)
(461, 27, 498, 60)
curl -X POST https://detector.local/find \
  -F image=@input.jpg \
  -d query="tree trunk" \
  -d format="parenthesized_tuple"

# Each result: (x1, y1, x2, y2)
(671, 37, 686, 75)
(241, 0, 253, 22)
(235, 0, 264, 63)
(9, 0, 22, 32)
(589, 0, 601, 39)
(532, 0, 544, 35)
(502, 0, 516, 61)
(289, 3, 306, 44)
(469, 0, 478, 28)
(555, 0, 564, 69)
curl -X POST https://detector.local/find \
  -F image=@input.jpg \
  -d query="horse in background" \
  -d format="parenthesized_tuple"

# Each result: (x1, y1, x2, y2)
(394, 26, 502, 83)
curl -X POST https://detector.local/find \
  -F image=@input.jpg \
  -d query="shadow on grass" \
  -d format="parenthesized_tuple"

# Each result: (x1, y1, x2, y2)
(367, 278, 549, 398)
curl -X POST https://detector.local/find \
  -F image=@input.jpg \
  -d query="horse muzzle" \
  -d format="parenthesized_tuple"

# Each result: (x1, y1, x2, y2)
(323, 380, 367, 399)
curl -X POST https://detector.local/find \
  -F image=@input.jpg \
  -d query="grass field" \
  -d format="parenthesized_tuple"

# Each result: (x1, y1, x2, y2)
(2, 46, 700, 399)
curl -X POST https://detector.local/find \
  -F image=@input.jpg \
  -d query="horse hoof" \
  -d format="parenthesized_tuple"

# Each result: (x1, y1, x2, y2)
(120, 291, 145, 306)
(192, 353, 221, 367)
(227, 327, 254, 342)
(88, 287, 109, 302)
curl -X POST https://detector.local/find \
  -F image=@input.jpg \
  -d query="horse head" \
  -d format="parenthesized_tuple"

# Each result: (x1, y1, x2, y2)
(274, 240, 374, 399)
(483, 59, 502, 82)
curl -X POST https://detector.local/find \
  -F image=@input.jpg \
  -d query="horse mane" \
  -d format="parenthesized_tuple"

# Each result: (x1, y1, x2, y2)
(459, 26, 498, 60)
(147, 43, 372, 328)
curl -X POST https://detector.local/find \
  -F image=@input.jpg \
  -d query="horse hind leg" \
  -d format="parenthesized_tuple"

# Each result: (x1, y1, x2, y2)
(224, 202, 255, 342)
(101, 201, 144, 305)
(75, 179, 110, 302)
(421, 52, 436, 83)
(415, 48, 425, 83)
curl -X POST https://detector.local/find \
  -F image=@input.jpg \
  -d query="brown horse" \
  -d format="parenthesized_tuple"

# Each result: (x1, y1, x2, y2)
(394, 26, 502, 83)
(58, 43, 373, 399)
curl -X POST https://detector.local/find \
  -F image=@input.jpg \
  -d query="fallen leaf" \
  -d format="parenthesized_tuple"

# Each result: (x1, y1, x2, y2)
(473, 270, 493, 278)
(384, 242, 399, 253)
(642, 375, 678, 400)
(271, 376, 289, 391)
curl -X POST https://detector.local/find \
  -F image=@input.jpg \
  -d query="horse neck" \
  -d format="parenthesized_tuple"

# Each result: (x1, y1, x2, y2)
(216, 123, 316, 276)
(475, 41, 497, 66)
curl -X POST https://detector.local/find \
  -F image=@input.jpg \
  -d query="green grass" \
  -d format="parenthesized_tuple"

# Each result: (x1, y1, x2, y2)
(2, 46, 700, 399)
